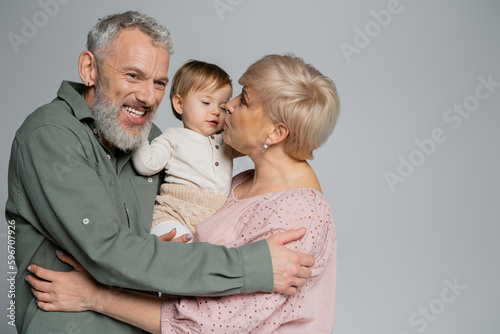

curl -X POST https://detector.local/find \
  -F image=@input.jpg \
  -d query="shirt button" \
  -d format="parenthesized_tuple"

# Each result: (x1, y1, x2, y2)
(93, 129, 98, 135)
(215, 145, 220, 149)
(211, 135, 215, 139)
(82, 218, 90, 225)
(215, 162, 219, 167)
(107, 155, 111, 160)
(148, 177, 153, 183)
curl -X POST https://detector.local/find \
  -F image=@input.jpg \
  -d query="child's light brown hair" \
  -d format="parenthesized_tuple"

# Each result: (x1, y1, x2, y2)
(170, 60, 232, 120)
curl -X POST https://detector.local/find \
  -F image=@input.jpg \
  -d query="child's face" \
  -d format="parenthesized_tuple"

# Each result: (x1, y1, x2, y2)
(177, 84, 232, 137)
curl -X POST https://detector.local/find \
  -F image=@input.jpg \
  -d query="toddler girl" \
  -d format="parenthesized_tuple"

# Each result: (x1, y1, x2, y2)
(132, 60, 234, 240)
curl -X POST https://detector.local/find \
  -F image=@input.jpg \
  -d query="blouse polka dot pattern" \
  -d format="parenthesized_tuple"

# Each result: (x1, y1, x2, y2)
(161, 170, 337, 333)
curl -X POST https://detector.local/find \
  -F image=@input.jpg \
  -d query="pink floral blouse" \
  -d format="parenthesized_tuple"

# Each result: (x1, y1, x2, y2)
(161, 170, 337, 333)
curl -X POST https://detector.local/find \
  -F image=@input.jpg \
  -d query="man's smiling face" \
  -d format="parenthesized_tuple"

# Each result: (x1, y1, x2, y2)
(92, 28, 170, 151)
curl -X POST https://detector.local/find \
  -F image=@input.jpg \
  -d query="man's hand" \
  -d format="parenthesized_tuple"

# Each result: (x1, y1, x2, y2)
(266, 228, 315, 295)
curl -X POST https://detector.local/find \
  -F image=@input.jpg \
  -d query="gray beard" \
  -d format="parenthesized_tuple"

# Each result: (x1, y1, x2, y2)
(92, 84, 155, 152)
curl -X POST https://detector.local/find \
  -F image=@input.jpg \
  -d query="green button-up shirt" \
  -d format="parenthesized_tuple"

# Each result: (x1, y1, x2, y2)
(6, 81, 273, 334)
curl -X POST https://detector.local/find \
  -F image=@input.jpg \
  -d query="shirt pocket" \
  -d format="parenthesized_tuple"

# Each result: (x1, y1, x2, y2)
(129, 175, 159, 233)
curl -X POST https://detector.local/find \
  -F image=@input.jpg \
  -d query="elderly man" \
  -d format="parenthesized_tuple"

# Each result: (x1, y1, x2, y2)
(6, 11, 313, 334)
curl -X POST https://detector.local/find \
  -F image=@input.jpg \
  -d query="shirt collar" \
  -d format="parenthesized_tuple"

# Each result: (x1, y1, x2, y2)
(56, 80, 95, 122)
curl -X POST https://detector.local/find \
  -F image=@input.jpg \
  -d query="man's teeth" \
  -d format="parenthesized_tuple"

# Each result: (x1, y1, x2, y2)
(125, 106, 145, 118)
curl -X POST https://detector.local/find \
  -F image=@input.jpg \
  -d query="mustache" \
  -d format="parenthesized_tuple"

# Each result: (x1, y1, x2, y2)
(91, 85, 155, 152)
(122, 100, 154, 113)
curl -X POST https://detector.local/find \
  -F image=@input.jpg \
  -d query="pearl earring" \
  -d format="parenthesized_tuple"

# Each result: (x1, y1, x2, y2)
(261, 139, 270, 153)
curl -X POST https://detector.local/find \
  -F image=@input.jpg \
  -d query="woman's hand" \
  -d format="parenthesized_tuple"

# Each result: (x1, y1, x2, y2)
(27, 250, 164, 333)
(26, 250, 103, 312)
(157, 228, 193, 243)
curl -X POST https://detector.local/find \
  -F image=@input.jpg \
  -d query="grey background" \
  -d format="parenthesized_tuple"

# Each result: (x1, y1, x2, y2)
(1, 0, 499, 333)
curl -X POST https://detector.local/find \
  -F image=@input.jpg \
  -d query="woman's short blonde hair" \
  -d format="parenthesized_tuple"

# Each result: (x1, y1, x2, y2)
(239, 54, 340, 160)
(170, 60, 232, 120)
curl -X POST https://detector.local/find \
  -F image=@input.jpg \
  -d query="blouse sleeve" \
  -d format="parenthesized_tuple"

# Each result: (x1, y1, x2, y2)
(160, 189, 335, 333)
(131, 130, 174, 176)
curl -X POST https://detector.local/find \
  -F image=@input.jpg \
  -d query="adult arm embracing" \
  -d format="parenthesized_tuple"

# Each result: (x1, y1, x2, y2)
(10, 121, 272, 296)
(26, 190, 331, 333)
